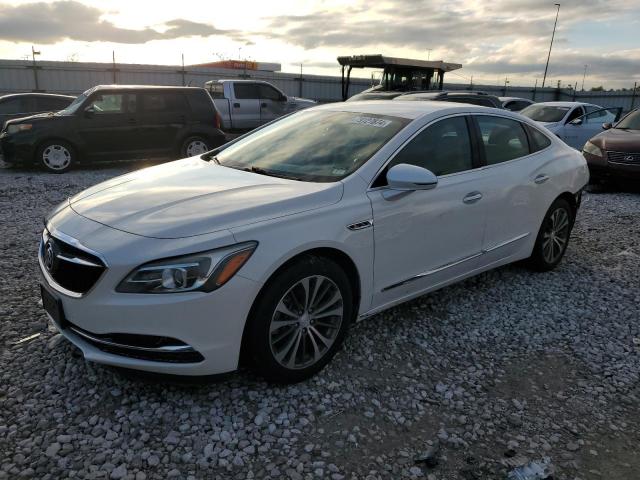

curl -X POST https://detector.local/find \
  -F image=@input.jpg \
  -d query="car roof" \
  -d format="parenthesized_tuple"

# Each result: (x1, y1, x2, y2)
(499, 97, 533, 102)
(0, 93, 76, 100)
(91, 85, 205, 91)
(532, 101, 599, 107)
(314, 100, 508, 120)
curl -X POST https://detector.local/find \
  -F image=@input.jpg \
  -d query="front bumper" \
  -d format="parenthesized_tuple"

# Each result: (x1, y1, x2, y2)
(0, 132, 37, 165)
(39, 216, 262, 376)
(584, 151, 640, 182)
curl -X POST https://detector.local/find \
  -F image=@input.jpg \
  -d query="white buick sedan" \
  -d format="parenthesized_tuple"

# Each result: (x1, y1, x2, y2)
(40, 101, 589, 383)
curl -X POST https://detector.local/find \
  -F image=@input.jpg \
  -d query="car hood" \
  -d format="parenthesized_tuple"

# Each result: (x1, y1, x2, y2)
(3, 112, 58, 126)
(590, 128, 640, 152)
(68, 157, 343, 239)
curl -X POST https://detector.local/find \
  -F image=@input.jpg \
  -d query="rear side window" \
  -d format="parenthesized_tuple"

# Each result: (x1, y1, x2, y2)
(476, 116, 530, 165)
(140, 93, 187, 113)
(387, 116, 473, 176)
(36, 97, 71, 111)
(207, 83, 225, 99)
(526, 125, 552, 152)
(187, 90, 215, 117)
(234, 84, 260, 99)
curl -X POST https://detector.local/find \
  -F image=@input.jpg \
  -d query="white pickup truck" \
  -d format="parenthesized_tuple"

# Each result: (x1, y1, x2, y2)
(205, 79, 316, 131)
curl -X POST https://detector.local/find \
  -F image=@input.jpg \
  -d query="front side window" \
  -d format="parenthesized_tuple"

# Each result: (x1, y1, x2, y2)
(215, 110, 409, 182)
(386, 116, 473, 176)
(87, 94, 124, 114)
(566, 107, 584, 123)
(476, 116, 529, 165)
(259, 85, 282, 101)
(520, 105, 570, 122)
(577, 108, 620, 125)
(234, 84, 260, 100)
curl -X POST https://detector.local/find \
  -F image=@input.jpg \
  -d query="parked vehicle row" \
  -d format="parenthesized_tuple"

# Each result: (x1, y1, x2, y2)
(1, 85, 226, 172)
(205, 79, 315, 131)
(39, 101, 588, 382)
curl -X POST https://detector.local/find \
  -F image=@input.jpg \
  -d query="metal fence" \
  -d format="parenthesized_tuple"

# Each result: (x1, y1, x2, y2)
(0, 59, 637, 110)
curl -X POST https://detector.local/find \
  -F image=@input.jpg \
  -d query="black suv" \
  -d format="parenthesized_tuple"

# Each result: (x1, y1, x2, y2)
(393, 91, 504, 108)
(0, 93, 75, 129)
(0, 85, 226, 173)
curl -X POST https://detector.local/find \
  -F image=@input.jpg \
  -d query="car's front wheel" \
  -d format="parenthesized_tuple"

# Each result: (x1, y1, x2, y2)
(37, 140, 75, 173)
(246, 256, 353, 383)
(527, 198, 574, 271)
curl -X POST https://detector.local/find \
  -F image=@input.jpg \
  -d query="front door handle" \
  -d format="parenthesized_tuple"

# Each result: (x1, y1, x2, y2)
(463, 192, 483, 204)
(233, 102, 241, 108)
(534, 174, 549, 184)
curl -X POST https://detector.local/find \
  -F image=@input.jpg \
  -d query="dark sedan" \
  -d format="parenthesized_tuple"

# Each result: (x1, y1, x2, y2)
(0, 93, 75, 129)
(582, 109, 640, 185)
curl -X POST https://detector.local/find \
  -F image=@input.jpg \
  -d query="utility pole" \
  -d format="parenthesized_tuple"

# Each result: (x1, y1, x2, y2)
(111, 50, 117, 84)
(542, 3, 560, 88)
(503, 77, 509, 96)
(427, 49, 432, 61)
(533, 78, 538, 101)
(31, 45, 41, 91)
(299, 63, 303, 97)
(181, 53, 186, 86)
(469, 75, 473, 90)
(581, 64, 588, 91)
(631, 81, 638, 110)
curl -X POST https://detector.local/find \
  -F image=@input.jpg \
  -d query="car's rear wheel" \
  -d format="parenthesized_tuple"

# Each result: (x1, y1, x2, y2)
(246, 256, 353, 383)
(38, 141, 74, 173)
(527, 198, 573, 271)
(181, 136, 210, 157)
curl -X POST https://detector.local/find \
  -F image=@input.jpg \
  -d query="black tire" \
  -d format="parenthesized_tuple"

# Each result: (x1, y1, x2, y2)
(246, 255, 354, 384)
(527, 198, 574, 272)
(180, 136, 210, 158)
(37, 140, 75, 173)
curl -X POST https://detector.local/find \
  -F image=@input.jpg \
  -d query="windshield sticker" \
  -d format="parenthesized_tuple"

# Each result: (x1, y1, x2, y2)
(332, 167, 347, 175)
(350, 116, 392, 128)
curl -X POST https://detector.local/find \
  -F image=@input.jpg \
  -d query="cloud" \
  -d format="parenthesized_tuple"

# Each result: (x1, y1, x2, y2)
(0, 0, 245, 44)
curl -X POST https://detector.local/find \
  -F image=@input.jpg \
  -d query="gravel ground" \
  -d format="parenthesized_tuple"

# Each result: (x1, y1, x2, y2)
(1, 160, 639, 480)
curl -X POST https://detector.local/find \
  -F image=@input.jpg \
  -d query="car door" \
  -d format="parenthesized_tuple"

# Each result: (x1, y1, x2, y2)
(231, 83, 261, 129)
(259, 84, 288, 124)
(368, 115, 488, 309)
(558, 107, 622, 150)
(75, 91, 139, 159)
(136, 91, 189, 155)
(471, 115, 557, 265)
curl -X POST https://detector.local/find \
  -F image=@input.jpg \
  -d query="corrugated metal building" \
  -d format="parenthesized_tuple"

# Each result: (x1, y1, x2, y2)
(0, 59, 637, 109)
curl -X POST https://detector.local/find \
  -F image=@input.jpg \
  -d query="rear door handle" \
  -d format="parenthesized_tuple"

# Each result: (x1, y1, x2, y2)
(233, 102, 241, 108)
(261, 102, 267, 108)
(534, 174, 549, 184)
(463, 192, 483, 204)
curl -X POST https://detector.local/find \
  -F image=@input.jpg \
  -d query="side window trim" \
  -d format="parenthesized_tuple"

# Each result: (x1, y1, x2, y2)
(466, 116, 486, 168)
(368, 113, 476, 190)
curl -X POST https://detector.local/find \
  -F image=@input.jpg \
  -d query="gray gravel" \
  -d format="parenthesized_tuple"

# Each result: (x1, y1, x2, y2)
(1, 160, 639, 479)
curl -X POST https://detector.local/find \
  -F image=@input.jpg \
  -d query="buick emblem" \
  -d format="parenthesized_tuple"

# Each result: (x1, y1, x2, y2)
(44, 241, 56, 272)
(625, 155, 634, 162)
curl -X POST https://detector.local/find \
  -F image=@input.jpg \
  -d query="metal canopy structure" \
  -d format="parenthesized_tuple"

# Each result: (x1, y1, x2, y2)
(337, 54, 463, 101)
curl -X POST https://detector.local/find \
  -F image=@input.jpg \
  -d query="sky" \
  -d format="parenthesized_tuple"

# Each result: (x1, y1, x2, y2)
(0, 0, 638, 90)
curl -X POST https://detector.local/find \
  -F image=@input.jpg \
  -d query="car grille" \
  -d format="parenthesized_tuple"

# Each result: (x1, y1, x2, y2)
(40, 231, 106, 295)
(607, 151, 640, 165)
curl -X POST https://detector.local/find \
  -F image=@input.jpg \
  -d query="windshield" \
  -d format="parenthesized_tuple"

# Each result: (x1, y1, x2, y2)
(615, 109, 640, 130)
(57, 92, 88, 115)
(520, 105, 570, 122)
(214, 110, 409, 182)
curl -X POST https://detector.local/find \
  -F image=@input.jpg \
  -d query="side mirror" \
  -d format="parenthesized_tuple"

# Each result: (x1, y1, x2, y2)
(279, 94, 287, 102)
(386, 163, 438, 191)
(569, 117, 583, 126)
(602, 122, 612, 130)
(83, 106, 95, 118)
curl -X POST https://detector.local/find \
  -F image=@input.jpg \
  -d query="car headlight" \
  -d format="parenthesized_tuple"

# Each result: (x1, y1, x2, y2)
(116, 242, 257, 294)
(7, 124, 33, 134)
(583, 141, 603, 157)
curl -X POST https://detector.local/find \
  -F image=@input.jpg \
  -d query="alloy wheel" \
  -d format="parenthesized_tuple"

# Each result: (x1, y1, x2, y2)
(42, 145, 71, 171)
(542, 207, 570, 264)
(269, 275, 344, 370)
